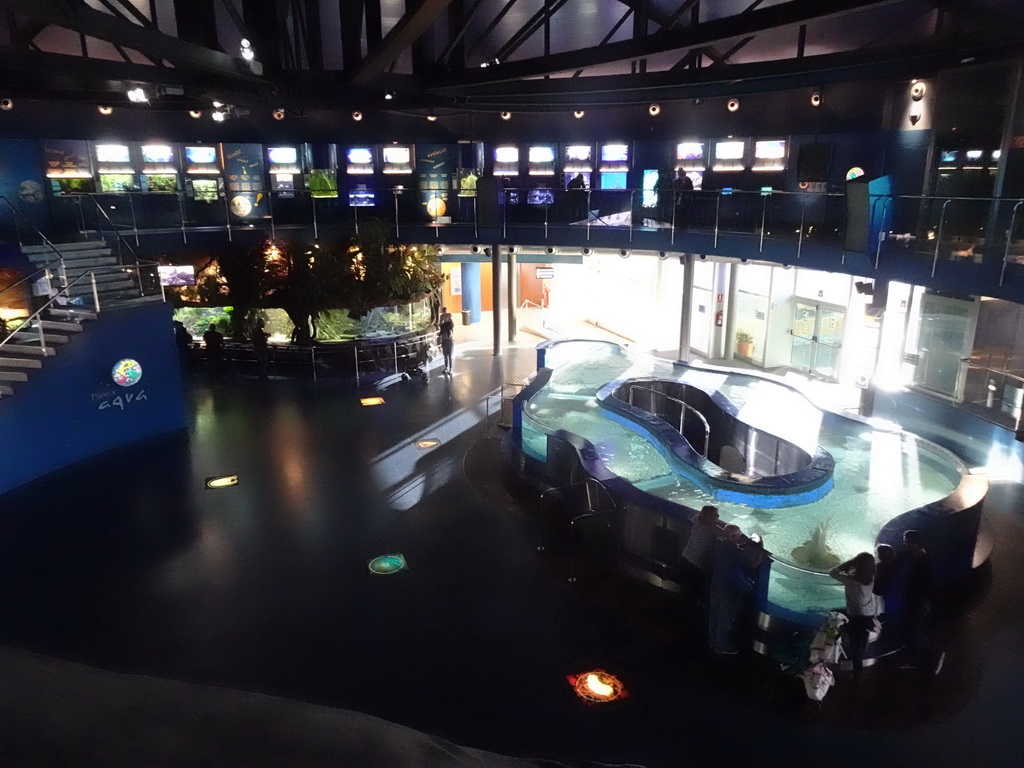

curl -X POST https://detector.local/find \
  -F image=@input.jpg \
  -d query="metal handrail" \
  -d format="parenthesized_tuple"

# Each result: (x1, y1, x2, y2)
(78, 194, 163, 294)
(0, 270, 101, 352)
(627, 383, 710, 458)
(963, 361, 1024, 387)
(1000, 200, 1024, 287)
(537, 477, 619, 583)
(0, 195, 68, 298)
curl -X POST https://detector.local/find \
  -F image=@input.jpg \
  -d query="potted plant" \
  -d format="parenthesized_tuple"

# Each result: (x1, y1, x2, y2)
(736, 329, 755, 357)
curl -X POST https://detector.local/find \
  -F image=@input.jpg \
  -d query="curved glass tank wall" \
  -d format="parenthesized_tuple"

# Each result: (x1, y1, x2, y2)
(514, 339, 987, 627)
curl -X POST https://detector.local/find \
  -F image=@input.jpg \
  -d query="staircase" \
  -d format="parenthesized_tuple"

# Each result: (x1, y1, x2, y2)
(20, 240, 143, 308)
(0, 307, 95, 398)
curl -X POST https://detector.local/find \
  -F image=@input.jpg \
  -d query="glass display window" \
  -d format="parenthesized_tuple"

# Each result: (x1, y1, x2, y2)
(185, 146, 220, 175)
(753, 139, 787, 172)
(599, 143, 629, 172)
(494, 145, 519, 176)
(564, 144, 593, 173)
(346, 147, 375, 174)
(382, 144, 413, 174)
(713, 140, 746, 171)
(528, 146, 555, 176)
(144, 173, 177, 193)
(675, 142, 705, 171)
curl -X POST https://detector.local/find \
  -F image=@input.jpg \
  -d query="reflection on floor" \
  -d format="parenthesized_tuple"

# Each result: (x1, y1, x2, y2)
(1, 335, 1023, 767)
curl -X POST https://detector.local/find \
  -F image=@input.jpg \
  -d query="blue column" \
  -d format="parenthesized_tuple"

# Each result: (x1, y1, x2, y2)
(461, 261, 481, 323)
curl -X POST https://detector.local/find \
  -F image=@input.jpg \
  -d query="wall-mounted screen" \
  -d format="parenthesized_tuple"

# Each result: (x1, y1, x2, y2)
(601, 144, 629, 163)
(600, 172, 628, 190)
(99, 174, 135, 192)
(755, 140, 786, 159)
(715, 141, 745, 160)
(158, 265, 196, 286)
(565, 145, 592, 162)
(191, 178, 219, 202)
(142, 144, 174, 163)
(529, 147, 555, 164)
(992, 149, 1002, 161)
(382, 146, 411, 164)
(96, 144, 130, 163)
(145, 174, 177, 192)
(268, 147, 298, 165)
(186, 146, 217, 164)
(677, 142, 704, 161)
(563, 172, 591, 189)
(347, 148, 373, 165)
(940, 150, 958, 164)
(965, 149, 984, 161)
(495, 146, 519, 164)
(349, 188, 376, 206)
(642, 169, 659, 208)
(527, 188, 554, 205)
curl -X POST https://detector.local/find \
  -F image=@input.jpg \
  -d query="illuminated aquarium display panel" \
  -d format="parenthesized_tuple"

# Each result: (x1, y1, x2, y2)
(267, 146, 298, 165)
(676, 142, 705, 171)
(142, 144, 174, 164)
(348, 148, 373, 165)
(99, 174, 136, 192)
(714, 140, 746, 170)
(754, 140, 786, 171)
(495, 146, 519, 175)
(601, 144, 629, 164)
(529, 147, 555, 163)
(382, 146, 411, 164)
(191, 178, 219, 202)
(96, 144, 131, 164)
(145, 174, 177, 192)
(600, 172, 628, 190)
(185, 146, 218, 165)
(564, 145, 593, 173)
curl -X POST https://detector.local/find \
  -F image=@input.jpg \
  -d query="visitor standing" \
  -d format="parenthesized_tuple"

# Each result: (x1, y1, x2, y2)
(203, 323, 225, 379)
(673, 171, 694, 231)
(898, 529, 943, 673)
(251, 319, 270, 380)
(173, 321, 192, 371)
(566, 173, 587, 222)
(438, 307, 455, 375)
(829, 552, 879, 677)
(707, 524, 756, 655)
(680, 505, 720, 602)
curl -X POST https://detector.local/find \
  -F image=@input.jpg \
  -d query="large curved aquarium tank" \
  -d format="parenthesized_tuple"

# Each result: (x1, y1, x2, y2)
(511, 340, 988, 642)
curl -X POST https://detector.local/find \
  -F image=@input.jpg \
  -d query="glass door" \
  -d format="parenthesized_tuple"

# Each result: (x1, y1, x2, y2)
(791, 302, 846, 381)
(791, 302, 816, 372)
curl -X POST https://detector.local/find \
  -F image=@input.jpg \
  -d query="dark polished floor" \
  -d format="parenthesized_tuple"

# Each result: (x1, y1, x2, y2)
(2, 340, 1024, 767)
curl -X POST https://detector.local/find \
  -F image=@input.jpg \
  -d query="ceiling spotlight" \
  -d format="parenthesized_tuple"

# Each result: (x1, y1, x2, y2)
(811, 91, 822, 107)
(426, 113, 437, 122)
(97, 105, 113, 115)
(727, 98, 740, 112)
(911, 81, 926, 100)
(211, 110, 226, 122)
(648, 103, 661, 116)
(352, 111, 363, 121)
(127, 87, 148, 103)
(0, 98, 12, 111)
(240, 38, 255, 61)
(272, 108, 285, 121)
(574, 110, 585, 119)
(189, 109, 202, 119)
(212, 101, 224, 108)
(384, 90, 396, 101)
(500, 111, 512, 120)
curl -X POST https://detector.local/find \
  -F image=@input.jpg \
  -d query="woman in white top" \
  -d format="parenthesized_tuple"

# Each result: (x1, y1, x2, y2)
(829, 552, 878, 676)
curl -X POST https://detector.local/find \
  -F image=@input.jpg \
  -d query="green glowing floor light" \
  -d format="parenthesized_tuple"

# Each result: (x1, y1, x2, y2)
(368, 553, 408, 575)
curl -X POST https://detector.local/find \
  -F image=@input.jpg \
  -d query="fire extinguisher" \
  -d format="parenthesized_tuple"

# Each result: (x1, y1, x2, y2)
(715, 310, 724, 327)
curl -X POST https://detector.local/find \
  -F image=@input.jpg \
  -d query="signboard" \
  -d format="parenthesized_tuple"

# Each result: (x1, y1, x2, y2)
(536, 267, 555, 279)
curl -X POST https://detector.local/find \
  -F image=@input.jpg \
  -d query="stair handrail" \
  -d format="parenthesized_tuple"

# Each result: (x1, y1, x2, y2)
(0, 194, 68, 294)
(78, 194, 164, 297)
(0, 270, 101, 352)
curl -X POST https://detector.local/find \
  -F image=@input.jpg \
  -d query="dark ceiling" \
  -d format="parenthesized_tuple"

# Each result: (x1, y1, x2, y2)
(0, 0, 1021, 118)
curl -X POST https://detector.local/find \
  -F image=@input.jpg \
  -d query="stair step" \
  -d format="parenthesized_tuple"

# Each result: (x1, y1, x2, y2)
(58, 257, 121, 271)
(0, 384, 14, 397)
(21, 241, 109, 255)
(36, 320, 83, 333)
(0, 370, 29, 382)
(12, 331, 69, 345)
(46, 308, 97, 321)
(0, 357, 42, 369)
(0, 344, 55, 357)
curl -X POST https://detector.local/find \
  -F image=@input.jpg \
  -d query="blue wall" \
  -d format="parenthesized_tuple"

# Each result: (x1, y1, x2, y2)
(0, 301, 188, 495)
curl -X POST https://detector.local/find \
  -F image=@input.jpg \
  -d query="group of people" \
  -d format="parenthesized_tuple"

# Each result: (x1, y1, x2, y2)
(829, 529, 942, 676)
(680, 505, 766, 655)
(175, 320, 270, 380)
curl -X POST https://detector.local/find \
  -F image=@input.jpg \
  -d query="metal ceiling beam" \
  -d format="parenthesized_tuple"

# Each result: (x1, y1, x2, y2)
(614, 0, 671, 28)
(0, 45, 272, 100)
(432, 38, 1016, 107)
(0, 0, 263, 81)
(349, 0, 455, 84)
(465, 0, 521, 59)
(430, 0, 906, 89)
(495, 0, 569, 63)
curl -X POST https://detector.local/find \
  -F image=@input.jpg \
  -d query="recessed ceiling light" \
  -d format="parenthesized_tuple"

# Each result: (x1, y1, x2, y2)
(648, 103, 661, 116)
(500, 111, 512, 120)
(352, 111, 363, 121)
(573, 110, 585, 119)
(188, 109, 202, 118)
(97, 105, 113, 115)
(727, 98, 740, 112)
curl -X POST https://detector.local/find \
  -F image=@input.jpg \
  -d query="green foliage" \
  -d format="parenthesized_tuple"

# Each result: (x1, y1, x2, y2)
(309, 169, 338, 199)
(736, 329, 754, 344)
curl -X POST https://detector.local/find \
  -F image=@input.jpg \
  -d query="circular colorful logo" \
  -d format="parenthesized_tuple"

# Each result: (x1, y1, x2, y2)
(112, 358, 142, 387)
(846, 167, 866, 181)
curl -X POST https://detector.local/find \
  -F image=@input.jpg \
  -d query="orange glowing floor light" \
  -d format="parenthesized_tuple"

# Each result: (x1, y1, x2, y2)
(415, 438, 441, 450)
(360, 396, 385, 406)
(567, 669, 629, 703)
